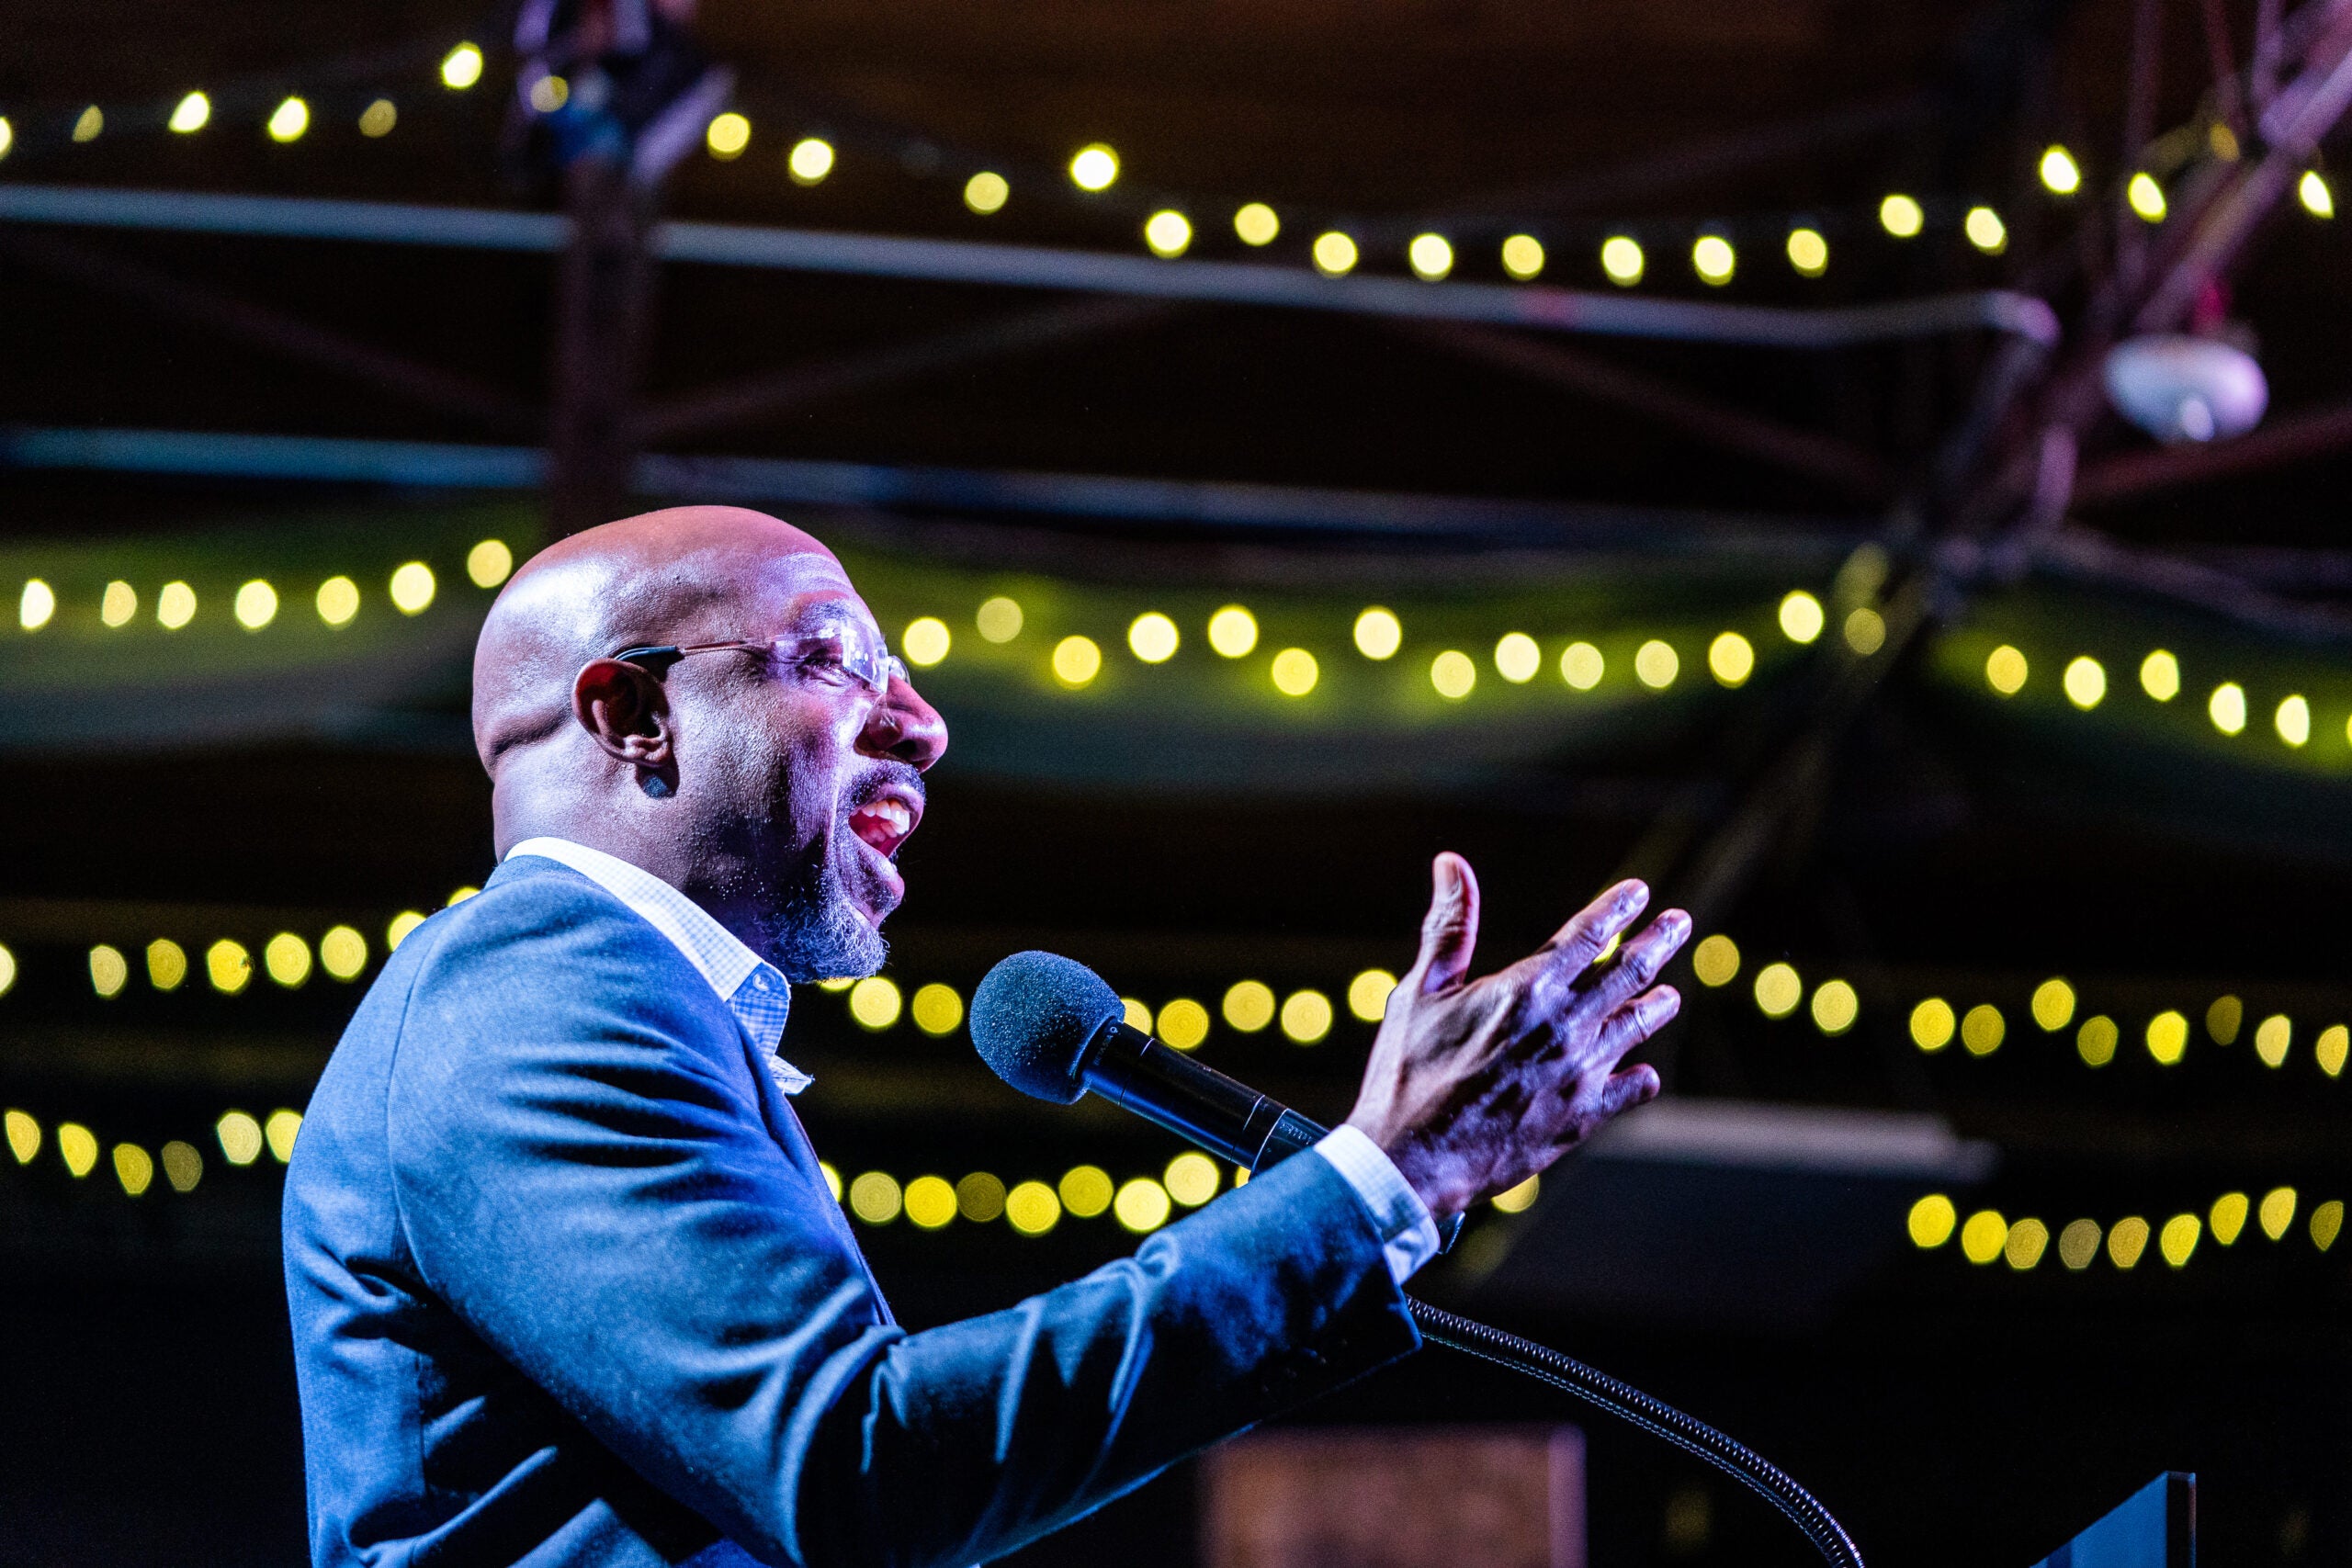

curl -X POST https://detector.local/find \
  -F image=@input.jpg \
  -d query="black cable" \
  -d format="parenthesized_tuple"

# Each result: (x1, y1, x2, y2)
(1406, 1297, 1865, 1568)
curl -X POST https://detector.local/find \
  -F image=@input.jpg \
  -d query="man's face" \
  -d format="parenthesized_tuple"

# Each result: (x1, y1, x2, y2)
(672, 552, 945, 981)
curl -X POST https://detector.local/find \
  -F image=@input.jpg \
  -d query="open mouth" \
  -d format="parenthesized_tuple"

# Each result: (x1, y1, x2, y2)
(847, 787, 922, 860)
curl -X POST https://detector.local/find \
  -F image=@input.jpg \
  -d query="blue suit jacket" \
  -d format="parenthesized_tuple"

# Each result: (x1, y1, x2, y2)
(283, 855, 1419, 1568)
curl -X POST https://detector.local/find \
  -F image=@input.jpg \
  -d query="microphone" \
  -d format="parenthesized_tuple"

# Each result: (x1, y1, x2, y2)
(968, 951, 1329, 1172)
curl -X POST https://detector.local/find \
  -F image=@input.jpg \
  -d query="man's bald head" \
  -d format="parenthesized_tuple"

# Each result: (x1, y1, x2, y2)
(472, 505, 839, 774)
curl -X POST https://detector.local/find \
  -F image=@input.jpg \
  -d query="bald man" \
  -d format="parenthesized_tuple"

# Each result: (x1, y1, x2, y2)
(283, 507, 1688, 1568)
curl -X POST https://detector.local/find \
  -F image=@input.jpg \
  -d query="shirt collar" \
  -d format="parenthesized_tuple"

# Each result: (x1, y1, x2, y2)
(503, 837, 811, 1093)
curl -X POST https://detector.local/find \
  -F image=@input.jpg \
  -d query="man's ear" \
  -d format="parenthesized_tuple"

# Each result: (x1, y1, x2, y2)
(572, 659, 675, 770)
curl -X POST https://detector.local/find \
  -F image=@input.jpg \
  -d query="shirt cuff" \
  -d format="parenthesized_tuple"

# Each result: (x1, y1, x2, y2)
(1311, 1124, 1442, 1285)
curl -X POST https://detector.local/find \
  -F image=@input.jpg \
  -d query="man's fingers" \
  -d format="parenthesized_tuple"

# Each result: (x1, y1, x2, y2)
(1577, 909, 1692, 1011)
(1411, 852, 1482, 996)
(1594, 984, 1683, 1060)
(1590, 1064, 1662, 1122)
(1543, 879, 1652, 972)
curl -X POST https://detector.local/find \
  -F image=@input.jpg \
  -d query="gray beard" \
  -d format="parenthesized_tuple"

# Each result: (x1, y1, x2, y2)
(766, 845, 886, 983)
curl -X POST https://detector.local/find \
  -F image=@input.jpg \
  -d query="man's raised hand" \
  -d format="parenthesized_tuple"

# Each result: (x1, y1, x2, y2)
(1343, 852, 1690, 1218)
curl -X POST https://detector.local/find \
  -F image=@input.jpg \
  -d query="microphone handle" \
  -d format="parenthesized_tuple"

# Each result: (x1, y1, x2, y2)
(1081, 1021, 1326, 1169)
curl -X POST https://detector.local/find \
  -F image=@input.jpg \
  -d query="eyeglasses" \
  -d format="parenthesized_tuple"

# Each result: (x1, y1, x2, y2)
(613, 625, 910, 699)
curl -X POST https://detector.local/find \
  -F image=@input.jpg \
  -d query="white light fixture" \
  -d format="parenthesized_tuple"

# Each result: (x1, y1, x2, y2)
(2102, 335, 2267, 444)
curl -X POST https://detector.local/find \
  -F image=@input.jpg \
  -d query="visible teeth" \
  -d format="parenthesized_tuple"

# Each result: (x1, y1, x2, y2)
(859, 799, 912, 836)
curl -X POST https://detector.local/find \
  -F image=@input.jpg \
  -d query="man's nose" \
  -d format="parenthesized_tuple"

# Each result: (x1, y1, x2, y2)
(860, 676, 948, 770)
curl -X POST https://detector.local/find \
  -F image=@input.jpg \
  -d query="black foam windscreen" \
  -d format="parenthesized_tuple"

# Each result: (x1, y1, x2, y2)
(969, 951, 1124, 1104)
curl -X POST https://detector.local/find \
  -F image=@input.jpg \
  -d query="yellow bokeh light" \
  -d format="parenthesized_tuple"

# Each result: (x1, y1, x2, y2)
(143, 935, 186, 987)
(2208, 995, 2243, 1044)
(161, 1140, 202, 1193)
(1779, 591, 1826, 644)
(2140, 649, 2179, 700)
(319, 926, 367, 980)
(2145, 1010, 2189, 1065)
(1347, 968, 1396, 1022)
(848, 976, 902, 1030)
(1984, 645, 2028, 695)
(316, 576, 359, 626)
(58, 1123, 99, 1178)
(2277, 694, 2311, 747)
(233, 580, 278, 630)
(216, 1111, 264, 1167)
(1962, 1003, 2005, 1056)
(2211, 1191, 2249, 1245)
(1206, 605, 1258, 658)
(73, 107, 104, 143)
(1408, 233, 1454, 281)
(1222, 981, 1275, 1032)
(1500, 233, 1545, 280)
(911, 982, 963, 1036)
(2260, 1186, 2298, 1240)
(849, 1171, 901, 1224)
(1430, 649, 1476, 700)
(1495, 632, 1541, 683)
(976, 595, 1023, 642)
(2109, 1215, 2151, 1268)
(2299, 169, 2334, 218)
(1491, 1174, 1541, 1213)
(1843, 608, 1886, 656)
(1312, 231, 1359, 276)
(2314, 1200, 2345, 1251)
(387, 910, 427, 950)
(789, 138, 837, 185)
(266, 1109, 302, 1163)
(2005, 1217, 2049, 1269)
(1753, 962, 1802, 1019)
(1005, 1179, 1060, 1235)
(1233, 202, 1279, 245)
(1960, 1210, 2008, 1264)
(819, 1162, 842, 1201)
(1144, 210, 1193, 257)
(1059, 1165, 1114, 1218)
(2158, 1213, 2200, 1268)
(1269, 648, 1318, 696)
(904, 1175, 957, 1229)
(101, 581, 137, 627)
(2126, 172, 2166, 222)
(704, 112, 751, 160)
(1353, 607, 1401, 660)
(1560, 641, 1603, 690)
(448, 886, 478, 907)
(157, 581, 197, 630)
(114, 1143, 154, 1196)
(207, 939, 251, 995)
(5, 1110, 39, 1165)
(2039, 144, 2082, 195)
(1691, 933, 1740, 987)
(1121, 998, 1151, 1030)
(1165, 1151, 1221, 1207)
(1069, 144, 1119, 191)
(359, 98, 397, 137)
(1600, 235, 1645, 286)
(265, 932, 311, 987)
(1810, 978, 1859, 1035)
(1634, 639, 1678, 689)
(2255, 1012, 2291, 1067)
(2317, 1024, 2347, 1078)
(1964, 206, 2007, 254)
(0, 118, 12, 160)
(964, 171, 1009, 214)
(1051, 635, 1102, 687)
(169, 91, 211, 133)
(1786, 227, 1828, 276)
(0, 944, 13, 998)
(2210, 682, 2248, 734)
(389, 562, 435, 615)
(2062, 655, 2105, 709)
(1878, 195, 1923, 238)
(2057, 1218, 2102, 1269)
(2030, 978, 2075, 1032)
(1156, 998, 1210, 1050)
(1910, 998, 1956, 1052)
(527, 74, 568, 114)
(440, 43, 483, 90)
(2076, 1014, 2120, 1066)
(467, 539, 514, 588)
(1280, 989, 1333, 1044)
(903, 616, 951, 667)
(1707, 631, 1755, 687)
(1908, 1193, 1957, 1247)
(1691, 234, 1736, 285)
(1114, 1177, 1172, 1233)
(267, 96, 310, 143)
(89, 944, 128, 998)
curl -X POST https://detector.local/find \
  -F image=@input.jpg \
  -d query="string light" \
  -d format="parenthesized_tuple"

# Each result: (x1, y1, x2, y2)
(439, 43, 483, 91)
(1269, 648, 1318, 696)
(1691, 234, 1736, 285)
(233, 580, 279, 630)
(1878, 195, 1923, 238)
(1234, 203, 1280, 246)
(18, 579, 55, 631)
(1143, 210, 1192, 257)
(358, 99, 397, 137)
(964, 171, 1009, 214)
(706, 113, 752, 161)
(2126, 173, 2166, 222)
(2039, 144, 2082, 195)
(1312, 231, 1359, 276)
(2140, 649, 2179, 700)
(1778, 591, 1825, 644)
(267, 97, 311, 144)
(389, 562, 435, 615)
(1786, 227, 1828, 276)
(787, 137, 833, 184)
(1126, 611, 1178, 663)
(1494, 632, 1541, 683)
(168, 92, 211, 134)
(1600, 236, 1645, 286)
(1068, 144, 1118, 192)
(1964, 206, 2007, 254)
(1352, 607, 1401, 660)
(2299, 170, 2335, 219)
(1408, 233, 1454, 281)
(1500, 234, 1544, 280)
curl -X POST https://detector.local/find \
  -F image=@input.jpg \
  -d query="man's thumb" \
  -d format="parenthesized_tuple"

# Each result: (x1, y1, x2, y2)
(1413, 852, 1480, 994)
